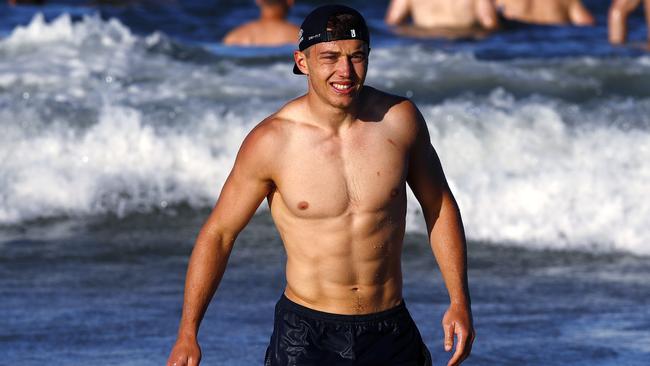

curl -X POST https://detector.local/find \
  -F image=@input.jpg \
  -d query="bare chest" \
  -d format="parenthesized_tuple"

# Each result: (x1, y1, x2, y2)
(272, 131, 409, 218)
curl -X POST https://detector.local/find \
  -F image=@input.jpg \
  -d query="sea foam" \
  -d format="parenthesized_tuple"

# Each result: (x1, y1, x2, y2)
(1, 14, 649, 256)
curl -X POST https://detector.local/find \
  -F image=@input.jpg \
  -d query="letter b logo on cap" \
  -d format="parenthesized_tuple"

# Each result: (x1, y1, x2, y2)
(351, 29, 356, 37)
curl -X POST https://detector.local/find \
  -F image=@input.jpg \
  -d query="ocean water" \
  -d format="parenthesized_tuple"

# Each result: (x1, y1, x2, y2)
(1, 1, 649, 365)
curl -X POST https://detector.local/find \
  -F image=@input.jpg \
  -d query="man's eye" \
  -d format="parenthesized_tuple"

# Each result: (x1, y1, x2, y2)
(352, 55, 366, 62)
(321, 56, 337, 62)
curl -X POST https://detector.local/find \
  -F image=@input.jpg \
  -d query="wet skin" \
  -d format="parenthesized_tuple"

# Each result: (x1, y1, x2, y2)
(168, 39, 474, 366)
(385, 0, 499, 30)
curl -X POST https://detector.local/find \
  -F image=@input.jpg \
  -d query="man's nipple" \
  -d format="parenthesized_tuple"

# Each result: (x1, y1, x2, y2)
(297, 201, 309, 210)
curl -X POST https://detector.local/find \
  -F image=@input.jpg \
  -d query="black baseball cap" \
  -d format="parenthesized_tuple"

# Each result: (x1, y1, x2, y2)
(293, 4, 370, 75)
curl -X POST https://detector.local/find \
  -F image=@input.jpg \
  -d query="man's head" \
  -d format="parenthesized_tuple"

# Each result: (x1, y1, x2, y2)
(256, 0, 294, 15)
(293, 5, 371, 109)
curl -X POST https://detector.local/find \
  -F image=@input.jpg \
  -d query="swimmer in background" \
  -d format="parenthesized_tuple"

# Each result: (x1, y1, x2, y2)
(385, 0, 500, 39)
(223, 0, 299, 46)
(609, 0, 650, 48)
(494, 0, 595, 26)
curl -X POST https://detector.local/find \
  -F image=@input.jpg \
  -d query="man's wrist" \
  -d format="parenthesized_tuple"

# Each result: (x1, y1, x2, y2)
(177, 326, 199, 341)
(449, 294, 471, 307)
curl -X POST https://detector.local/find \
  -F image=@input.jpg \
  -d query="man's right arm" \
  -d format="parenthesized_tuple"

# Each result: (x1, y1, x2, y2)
(167, 121, 279, 366)
(608, 0, 642, 44)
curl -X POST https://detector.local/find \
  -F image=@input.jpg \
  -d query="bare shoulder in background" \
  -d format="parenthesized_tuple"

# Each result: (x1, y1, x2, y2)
(223, 0, 299, 46)
(385, 0, 499, 39)
(495, 0, 595, 26)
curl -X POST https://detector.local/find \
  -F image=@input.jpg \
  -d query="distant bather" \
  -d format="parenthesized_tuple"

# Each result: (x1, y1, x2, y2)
(608, 0, 650, 48)
(495, 0, 595, 26)
(223, 0, 299, 47)
(385, 0, 500, 30)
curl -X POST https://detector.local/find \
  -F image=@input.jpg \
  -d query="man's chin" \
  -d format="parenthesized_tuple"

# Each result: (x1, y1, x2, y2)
(330, 98, 357, 110)
(331, 91, 360, 107)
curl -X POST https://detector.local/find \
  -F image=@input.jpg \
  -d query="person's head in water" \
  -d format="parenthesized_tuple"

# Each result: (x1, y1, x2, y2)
(292, 5, 371, 110)
(257, 0, 294, 19)
(223, 0, 298, 46)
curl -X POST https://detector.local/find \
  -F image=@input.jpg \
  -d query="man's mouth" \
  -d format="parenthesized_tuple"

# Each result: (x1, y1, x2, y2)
(330, 81, 354, 94)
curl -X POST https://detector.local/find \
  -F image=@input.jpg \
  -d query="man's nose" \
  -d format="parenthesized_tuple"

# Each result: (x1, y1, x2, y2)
(336, 57, 353, 78)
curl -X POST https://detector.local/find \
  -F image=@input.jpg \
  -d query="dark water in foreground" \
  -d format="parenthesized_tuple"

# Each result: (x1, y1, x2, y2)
(1, 212, 649, 365)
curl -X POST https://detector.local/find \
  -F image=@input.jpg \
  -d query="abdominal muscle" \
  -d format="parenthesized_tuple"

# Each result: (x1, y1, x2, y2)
(272, 201, 407, 315)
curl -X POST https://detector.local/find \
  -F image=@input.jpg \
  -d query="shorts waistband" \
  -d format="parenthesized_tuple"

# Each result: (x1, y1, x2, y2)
(277, 293, 407, 323)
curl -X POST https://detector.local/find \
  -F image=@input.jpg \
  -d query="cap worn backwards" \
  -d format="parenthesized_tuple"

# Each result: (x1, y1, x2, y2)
(293, 4, 370, 75)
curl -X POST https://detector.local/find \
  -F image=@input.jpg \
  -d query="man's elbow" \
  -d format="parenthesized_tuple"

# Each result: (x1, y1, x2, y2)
(423, 189, 459, 229)
(196, 225, 238, 252)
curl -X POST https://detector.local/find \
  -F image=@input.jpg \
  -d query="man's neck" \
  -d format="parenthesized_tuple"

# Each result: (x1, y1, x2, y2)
(304, 89, 364, 132)
(260, 6, 288, 21)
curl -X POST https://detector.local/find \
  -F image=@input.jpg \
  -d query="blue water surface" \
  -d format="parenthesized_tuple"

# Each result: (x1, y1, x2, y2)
(1, 0, 648, 59)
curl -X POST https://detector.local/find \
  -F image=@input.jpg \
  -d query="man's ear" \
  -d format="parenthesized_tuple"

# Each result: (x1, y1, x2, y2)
(294, 50, 309, 75)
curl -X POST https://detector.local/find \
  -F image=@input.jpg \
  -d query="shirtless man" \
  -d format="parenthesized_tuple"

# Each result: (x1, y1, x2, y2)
(385, 0, 500, 32)
(609, 0, 650, 47)
(223, 0, 299, 46)
(168, 5, 474, 366)
(495, 0, 595, 26)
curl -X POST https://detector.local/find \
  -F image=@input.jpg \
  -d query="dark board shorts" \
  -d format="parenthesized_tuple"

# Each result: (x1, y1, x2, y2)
(264, 294, 432, 366)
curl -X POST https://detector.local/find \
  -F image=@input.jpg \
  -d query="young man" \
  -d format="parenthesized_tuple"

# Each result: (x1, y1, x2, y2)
(494, 0, 595, 26)
(168, 5, 474, 366)
(223, 0, 299, 46)
(608, 0, 650, 47)
(385, 0, 500, 31)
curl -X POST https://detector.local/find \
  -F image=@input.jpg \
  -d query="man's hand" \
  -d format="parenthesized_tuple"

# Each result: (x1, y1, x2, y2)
(442, 303, 475, 366)
(167, 337, 201, 366)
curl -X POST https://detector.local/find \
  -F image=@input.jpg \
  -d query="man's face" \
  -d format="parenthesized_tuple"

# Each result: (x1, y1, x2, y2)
(296, 39, 369, 109)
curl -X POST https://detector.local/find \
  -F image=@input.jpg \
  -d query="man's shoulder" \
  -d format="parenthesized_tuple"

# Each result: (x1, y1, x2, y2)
(223, 21, 259, 45)
(278, 21, 301, 33)
(362, 86, 424, 144)
(362, 87, 421, 124)
(241, 98, 305, 151)
(243, 114, 288, 150)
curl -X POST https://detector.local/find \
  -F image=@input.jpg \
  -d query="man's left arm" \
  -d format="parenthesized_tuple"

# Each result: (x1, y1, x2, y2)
(405, 102, 475, 366)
